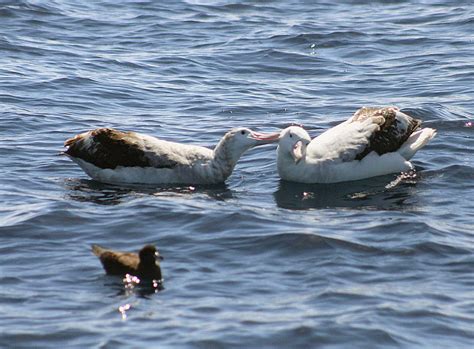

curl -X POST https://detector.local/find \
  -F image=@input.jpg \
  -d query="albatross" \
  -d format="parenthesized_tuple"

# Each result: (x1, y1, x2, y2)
(273, 107, 436, 183)
(64, 127, 278, 185)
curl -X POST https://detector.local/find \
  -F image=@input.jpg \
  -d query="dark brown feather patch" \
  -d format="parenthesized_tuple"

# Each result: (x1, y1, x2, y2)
(65, 128, 178, 169)
(353, 107, 421, 160)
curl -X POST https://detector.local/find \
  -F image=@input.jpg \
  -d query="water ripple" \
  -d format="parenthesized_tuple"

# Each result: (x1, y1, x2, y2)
(1, 0, 473, 348)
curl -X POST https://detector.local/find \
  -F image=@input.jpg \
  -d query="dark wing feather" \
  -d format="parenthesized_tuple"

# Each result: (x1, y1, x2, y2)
(64, 128, 178, 169)
(351, 107, 421, 160)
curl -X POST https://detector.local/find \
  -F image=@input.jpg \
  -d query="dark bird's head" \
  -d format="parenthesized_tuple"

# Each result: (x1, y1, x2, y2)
(138, 245, 164, 286)
(139, 245, 164, 264)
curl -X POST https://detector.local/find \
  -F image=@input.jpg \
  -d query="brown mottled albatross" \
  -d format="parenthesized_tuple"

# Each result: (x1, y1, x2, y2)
(64, 127, 279, 185)
(274, 106, 436, 183)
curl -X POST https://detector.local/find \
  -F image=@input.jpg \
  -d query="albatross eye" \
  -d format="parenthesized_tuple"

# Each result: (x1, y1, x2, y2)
(241, 130, 246, 135)
(289, 134, 293, 138)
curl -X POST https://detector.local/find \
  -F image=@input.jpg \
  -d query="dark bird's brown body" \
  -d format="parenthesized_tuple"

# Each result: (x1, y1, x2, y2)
(92, 244, 163, 281)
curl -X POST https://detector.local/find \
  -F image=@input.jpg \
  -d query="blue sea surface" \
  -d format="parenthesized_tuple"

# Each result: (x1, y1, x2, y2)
(1, 1, 473, 348)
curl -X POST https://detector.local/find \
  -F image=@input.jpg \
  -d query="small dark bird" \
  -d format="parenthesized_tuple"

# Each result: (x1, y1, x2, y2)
(91, 244, 163, 281)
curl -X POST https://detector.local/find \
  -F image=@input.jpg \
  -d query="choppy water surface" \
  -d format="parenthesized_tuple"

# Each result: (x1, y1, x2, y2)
(1, 1, 473, 348)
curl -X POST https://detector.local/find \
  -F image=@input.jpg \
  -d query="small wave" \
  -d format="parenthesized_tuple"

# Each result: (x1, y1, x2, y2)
(388, 240, 472, 257)
(1, 0, 61, 16)
(219, 232, 382, 256)
(269, 31, 368, 47)
(402, 104, 470, 122)
(48, 76, 97, 85)
(429, 164, 474, 180)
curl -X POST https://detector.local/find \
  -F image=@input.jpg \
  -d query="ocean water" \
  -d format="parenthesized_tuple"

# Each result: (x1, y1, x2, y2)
(1, 0, 473, 348)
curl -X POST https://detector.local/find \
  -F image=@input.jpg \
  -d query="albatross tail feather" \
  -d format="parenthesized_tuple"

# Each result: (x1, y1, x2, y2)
(398, 127, 436, 160)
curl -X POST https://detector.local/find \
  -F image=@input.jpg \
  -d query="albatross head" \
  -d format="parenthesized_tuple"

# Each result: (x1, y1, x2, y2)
(217, 127, 280, 162)
(278, 126, 311, 163)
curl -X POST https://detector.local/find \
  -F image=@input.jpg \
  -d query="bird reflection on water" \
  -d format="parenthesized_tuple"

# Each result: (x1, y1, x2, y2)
(63, 178, 234, 205)
(273, 171, 422, 211)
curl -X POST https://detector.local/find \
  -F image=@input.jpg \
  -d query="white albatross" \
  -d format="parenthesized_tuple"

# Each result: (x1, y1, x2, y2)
(273, 107, 437, 183)
(64, 127, 279, 185)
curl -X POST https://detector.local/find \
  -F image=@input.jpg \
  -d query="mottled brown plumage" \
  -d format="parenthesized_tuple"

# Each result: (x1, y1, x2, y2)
(63, 127, 280, 185)
(351, 107, 421, 160)
(65, 128, 178, 170)
(91, 244, 163, 281)
(276, 106, 436, 183)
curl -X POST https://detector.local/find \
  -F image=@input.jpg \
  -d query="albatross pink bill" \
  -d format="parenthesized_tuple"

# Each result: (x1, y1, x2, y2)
(250, 131, 280, 142)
